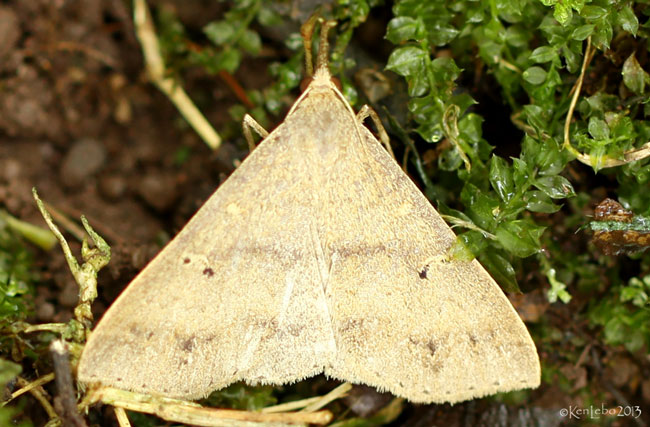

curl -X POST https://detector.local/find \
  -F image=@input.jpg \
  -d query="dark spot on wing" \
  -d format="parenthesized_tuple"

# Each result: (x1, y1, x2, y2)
(203, 268, 214, 277)
(427, 340, 437, 356)
(183, 257, 191, 264)
(146, 331, 154, 339)
(408, 336, 443, 372)
(419, 265, 429, 279)
(182, 338, 194, 352)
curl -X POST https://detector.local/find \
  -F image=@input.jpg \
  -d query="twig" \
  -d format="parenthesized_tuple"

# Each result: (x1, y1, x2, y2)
(114, 407, 133, 427)
(219, 70, 255, 108)
(563, 37, 650, 168)
(4, 373, 55, 404)
(401, 145, 410, 172)
(574, 343, 592, 369)
(263, 383, 352, 414)
(20, 323, 66, 336)
(51, 340, 87, 427)
(15, 376, 59, 421)
(563, 37, 594, 151)
(0, 209, 56, 251)
(55, 41, 118, 68)
(133, 0, 221, 150)
(48, 203, 124, 245)
(499, 58, 522, 73)
(442, 104, 471, 171)
(300, 382, 351, 413)
(261, 396, 323, 414)
(82, 386, 333, 426)
(33, 188, 110, 328)
(41, 202, 86, 243)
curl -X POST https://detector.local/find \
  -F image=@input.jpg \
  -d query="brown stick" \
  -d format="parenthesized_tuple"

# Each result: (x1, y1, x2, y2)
(51, 340, 87, 427)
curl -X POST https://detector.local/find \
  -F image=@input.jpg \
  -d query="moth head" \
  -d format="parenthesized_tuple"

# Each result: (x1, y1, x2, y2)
(300, 74, 342, 92)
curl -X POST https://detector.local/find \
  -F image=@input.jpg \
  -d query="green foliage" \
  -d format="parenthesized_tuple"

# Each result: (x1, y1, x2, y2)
(590, 274, 650, 352)
(0, 357, 21, 386)
(0, 359, 30, 427)
(0, 219, 36, 324)
(384, 0, 591, 291)
(380, 0, 650, 296)
(156, 1, 375, 128)
(0, 402, 31, 427)
(203, 383, 277, 411)
(158, 0, 275, 75)
(330, 397, 403, 426)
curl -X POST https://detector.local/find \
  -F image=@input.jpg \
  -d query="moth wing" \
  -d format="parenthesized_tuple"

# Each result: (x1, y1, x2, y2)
(78, 119, 337, 399)
(322, 119, 541, 404)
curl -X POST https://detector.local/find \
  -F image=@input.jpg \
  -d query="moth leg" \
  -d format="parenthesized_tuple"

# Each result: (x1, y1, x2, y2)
(356, 105, 396, 160)
(242, 114, 269, 152)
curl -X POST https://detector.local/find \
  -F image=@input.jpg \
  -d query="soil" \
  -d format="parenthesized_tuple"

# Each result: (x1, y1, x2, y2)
(0, 0, 247, 319)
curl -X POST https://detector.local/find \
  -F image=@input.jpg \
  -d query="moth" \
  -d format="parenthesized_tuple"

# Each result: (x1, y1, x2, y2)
(78, 18, 540, 405)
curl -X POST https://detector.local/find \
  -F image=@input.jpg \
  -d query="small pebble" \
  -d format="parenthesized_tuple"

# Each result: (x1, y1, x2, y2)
(35, 300, 55, 322)
(60, 138, 107, 187)
(137, 172, 179, 212)
(99, 174, 127, 200)
(344, 385, 393, 417)
(1, 158, 21, 181)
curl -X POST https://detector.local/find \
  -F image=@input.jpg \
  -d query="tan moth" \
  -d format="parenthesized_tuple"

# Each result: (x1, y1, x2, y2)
(78, 18, 540, 405)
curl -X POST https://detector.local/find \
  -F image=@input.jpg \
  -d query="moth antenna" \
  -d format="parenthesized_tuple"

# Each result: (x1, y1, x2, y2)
(300, 16, 336, 90)
(315, 19, 336, 76)
(300, 14, 319, 78)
